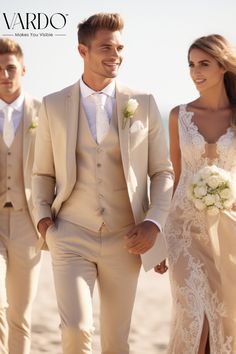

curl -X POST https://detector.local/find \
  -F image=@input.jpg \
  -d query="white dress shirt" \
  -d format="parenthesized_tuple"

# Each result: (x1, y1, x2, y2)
(79, 78, 115, 141)
(0, 92, 24, 135)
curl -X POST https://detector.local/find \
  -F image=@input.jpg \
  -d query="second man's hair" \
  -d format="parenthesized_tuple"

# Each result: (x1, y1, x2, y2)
(0, 37, 23, 58)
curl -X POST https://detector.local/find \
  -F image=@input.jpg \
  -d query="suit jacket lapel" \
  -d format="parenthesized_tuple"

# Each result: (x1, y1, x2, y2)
(116, 81, 130, 183)
(23, 95, 34, 177)
(64, 82, 80, 195)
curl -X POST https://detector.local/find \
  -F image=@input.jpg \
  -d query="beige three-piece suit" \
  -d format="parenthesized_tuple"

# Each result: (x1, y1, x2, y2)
(0, 95, 41, 354)
(32, 80, 173, 354)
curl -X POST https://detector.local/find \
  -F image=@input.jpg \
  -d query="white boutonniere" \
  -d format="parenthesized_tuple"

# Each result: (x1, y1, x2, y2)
(28, 117, 39, 133)
(122, 98, 139, 128)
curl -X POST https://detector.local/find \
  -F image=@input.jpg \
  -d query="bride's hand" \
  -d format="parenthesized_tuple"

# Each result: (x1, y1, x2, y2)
(154, 260, 168, 274)
(232, 203, 236, 211)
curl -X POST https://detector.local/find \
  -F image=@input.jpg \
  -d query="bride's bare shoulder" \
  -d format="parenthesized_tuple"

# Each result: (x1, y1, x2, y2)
(169, 105, 180, 122)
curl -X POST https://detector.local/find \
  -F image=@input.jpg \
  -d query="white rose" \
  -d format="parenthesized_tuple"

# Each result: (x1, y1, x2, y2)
(193, 186, 207, 198)
(206, 175, 221, 189)
(209, 165, 219, 174)
(192, 174, 201, 184)
(123, 99, 139, 128)
(223, 199, 234, 209)
(200, 166, 214, 178)
(204, 194, 216, 206)
(215, 201, 223, 209)
(219, 169, 230, 180)
(207, 206, 220, 216)
(194, 199, 206, 211)
(220, 188, 232, 199)
(126, 99, 139, 114)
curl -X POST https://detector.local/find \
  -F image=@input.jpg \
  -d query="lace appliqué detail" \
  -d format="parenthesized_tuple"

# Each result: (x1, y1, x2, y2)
(165, 104, 235, 353)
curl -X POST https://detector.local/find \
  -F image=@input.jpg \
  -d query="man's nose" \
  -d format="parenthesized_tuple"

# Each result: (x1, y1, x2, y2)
(111, 48, 120, 58)
(0, 69, 9, 78)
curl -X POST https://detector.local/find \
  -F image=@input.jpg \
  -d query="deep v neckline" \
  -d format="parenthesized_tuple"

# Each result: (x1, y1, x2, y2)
(184, 104, 231, 145)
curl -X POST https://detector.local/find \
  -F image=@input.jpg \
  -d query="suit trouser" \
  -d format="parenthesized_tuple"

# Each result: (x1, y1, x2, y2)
(46, 218, 141, 354)
(0, 208, 41, 354)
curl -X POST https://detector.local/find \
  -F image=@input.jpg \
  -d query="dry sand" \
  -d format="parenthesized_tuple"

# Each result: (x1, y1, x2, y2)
(31, 252, 172, 354)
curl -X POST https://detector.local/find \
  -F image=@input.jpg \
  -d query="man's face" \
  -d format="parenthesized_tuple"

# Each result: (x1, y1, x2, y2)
(79, 29, 124, 88)
(0, 53, 25, 102)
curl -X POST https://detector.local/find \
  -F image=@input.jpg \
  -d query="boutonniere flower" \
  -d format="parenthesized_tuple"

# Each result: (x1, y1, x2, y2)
(122, 98, 139, 128)
(28, 117, 39, 133)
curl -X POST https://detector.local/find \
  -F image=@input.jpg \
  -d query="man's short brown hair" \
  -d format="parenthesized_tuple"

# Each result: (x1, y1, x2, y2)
(0, 37, 23, 58)
(77, 13, 124, 46)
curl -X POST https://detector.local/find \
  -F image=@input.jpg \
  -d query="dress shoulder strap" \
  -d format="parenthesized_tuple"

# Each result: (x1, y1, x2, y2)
(178, 104, 187, 121)
(178, 104, 193, 129)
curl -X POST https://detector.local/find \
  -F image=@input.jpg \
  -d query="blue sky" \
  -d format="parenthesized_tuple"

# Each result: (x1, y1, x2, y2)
(0, 0, 235, 118)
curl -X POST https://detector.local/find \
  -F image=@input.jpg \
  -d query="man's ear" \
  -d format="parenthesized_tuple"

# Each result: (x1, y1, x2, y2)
(22, 64, 26, 77)
(78, 44, 88, 58)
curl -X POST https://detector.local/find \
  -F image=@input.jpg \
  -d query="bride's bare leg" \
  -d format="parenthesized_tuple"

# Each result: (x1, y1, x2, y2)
(198, 316, 209, 354)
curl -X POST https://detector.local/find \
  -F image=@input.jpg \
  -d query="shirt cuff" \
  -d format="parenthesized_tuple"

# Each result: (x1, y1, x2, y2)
(144, 218, 162, 232)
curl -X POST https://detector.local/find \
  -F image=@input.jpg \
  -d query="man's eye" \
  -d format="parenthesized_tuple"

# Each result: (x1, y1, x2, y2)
(7, 66, 17, 72)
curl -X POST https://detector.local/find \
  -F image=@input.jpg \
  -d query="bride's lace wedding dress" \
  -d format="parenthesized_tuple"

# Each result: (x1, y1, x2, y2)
(165, 104, 236, 354)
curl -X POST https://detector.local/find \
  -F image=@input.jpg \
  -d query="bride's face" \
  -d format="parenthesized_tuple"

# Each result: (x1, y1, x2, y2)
(188, 48, 225, 93)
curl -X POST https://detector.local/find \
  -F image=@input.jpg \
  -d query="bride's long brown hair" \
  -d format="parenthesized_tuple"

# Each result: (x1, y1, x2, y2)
(188, 34, 236, 128)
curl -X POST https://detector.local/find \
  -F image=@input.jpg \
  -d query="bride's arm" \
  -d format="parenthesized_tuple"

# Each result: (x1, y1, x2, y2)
(169, 106, 181, 193)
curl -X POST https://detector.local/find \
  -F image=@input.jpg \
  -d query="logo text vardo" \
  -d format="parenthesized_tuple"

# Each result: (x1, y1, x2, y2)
(3, 13, 68, 30)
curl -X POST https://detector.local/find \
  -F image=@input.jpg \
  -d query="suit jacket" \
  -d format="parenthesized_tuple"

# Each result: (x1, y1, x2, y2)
(32, 81, 173, 244)
(22, 95, 41, 231)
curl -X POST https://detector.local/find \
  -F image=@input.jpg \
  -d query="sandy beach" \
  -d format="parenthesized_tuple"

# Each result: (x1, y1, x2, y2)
(31, 252, 172, 354)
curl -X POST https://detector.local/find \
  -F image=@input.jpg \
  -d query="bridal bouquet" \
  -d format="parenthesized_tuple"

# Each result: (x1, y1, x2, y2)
(187, 165, 236, 216)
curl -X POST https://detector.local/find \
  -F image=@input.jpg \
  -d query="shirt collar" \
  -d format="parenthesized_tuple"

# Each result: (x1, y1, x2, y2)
(0, 92, 25, 112)
(79, 78, 116, 99)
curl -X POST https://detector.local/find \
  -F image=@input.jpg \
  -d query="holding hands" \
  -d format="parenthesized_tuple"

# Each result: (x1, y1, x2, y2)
(124, 220, 159, 254)
(125, 221, 168, 274)
(38, 217, 54, 240)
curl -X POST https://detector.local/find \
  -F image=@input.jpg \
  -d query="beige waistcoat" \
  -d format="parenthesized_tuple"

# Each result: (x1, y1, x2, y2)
(59, 104, 134, 232)
(0, 119, 28, 209)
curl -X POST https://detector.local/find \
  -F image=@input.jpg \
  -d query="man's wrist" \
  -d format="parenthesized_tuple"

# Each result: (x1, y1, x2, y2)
(144, 219, 161, 233)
